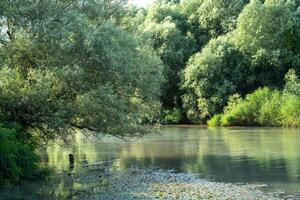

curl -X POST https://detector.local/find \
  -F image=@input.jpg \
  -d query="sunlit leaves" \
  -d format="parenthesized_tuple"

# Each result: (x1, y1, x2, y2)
(0, 0, 164, 141)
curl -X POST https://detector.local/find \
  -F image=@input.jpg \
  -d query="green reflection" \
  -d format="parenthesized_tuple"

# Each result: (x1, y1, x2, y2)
(43, 127, 300, 193)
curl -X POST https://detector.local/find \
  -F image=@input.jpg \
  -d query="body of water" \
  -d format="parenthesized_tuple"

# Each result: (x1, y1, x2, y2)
(2, 127, 300, 199)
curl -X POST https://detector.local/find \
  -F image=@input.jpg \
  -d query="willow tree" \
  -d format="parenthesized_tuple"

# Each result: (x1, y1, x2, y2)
(0, 0, 164, 143)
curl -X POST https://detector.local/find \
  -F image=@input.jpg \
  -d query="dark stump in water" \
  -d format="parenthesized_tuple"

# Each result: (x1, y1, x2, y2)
(69, 154, 75, 171)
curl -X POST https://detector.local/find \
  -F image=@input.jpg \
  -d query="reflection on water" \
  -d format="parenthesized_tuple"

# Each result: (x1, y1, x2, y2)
(2, 126, 300, 198)
(41, 127, 300, 193)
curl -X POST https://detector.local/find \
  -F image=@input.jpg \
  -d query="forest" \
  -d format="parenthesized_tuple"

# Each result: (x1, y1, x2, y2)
(0, 0, 300, 187)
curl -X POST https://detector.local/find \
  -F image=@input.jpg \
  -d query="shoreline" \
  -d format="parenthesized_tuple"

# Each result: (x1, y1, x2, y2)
(1, 168, 298, 199)
(160, 124, 300, 129)
(62, 169, 284, 200)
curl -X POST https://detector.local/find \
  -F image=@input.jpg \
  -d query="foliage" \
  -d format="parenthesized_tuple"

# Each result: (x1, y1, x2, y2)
(0, 112, 47, 185)
(162, 107, 183, 124)
(180, 0, 249, 48)
(280, 93, 300, 127)
(196, 0, 249, 38)
(182, 0, 300, 123)
(258, 91, 282, 126)
(141, 2, 197, 110)
(233, 0, 300, 87)
(0, 0, 164, 142)
(182, 36, 247, 123)
(234, 0, 299, 54)
(280, 69, 300, 127)
(209, 69, 300, 127)
(207, 114, 222, 127)
(220, 88, 273, 126)
(284, 69, 300, 96)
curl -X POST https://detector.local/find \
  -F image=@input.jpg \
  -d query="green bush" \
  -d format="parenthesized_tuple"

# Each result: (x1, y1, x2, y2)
(0, 114, 49, 185)
(162, 107, 183, 124)
(0, 127, 37, 185)
(258, 91, 282, 126)
(280, 93, 300, 127)
(207, 114, 222, 127)
(220, 102, 252, 126)
(219, 88, 272, 126)
(208, 81, 300, 127)
(280, 69, 300, 127)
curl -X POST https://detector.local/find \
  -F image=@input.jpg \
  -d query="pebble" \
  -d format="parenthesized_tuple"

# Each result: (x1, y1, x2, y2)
(64, 168, 281, 200)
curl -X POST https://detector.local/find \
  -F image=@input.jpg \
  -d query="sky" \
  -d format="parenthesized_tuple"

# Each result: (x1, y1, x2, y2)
(129, 0, 155, 7)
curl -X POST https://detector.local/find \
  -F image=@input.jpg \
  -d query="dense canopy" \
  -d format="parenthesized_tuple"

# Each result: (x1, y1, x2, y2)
(0, 0, 299, 139)
(0, 0, 164, 142)
(181, 0, 300, 123)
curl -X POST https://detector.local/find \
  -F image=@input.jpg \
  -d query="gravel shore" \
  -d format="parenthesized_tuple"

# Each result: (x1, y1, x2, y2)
(65, 169, 281, 200)
(2, 168, 293, 200)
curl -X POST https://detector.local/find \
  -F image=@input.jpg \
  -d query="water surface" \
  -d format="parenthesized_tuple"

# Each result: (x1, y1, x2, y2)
(3, 127, 300, 198)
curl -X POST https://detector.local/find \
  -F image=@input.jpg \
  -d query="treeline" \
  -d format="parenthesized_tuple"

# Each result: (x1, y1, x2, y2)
(125, 0, 300, 125)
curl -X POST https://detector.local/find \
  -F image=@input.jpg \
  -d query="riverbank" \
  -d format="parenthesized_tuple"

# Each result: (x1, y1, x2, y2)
(1, 168, 288, 200)
(75, 169, 283, 200)
(3, 166, 300, 200)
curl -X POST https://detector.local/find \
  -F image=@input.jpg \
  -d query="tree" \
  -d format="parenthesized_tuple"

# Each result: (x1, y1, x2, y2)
(0, 0, 164, 142)
(181, 36, 248, 123)
(181, 0, 300, 123)
(181, 0, 249, 46)
(196, 0, 249, 38)
(233, 0, 300, 87)
(140, 2, 197, 123)
(180, 0, 208, 49)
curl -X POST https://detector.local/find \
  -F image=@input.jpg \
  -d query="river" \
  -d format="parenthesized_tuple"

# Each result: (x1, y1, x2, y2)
(2, 126, 300, 199)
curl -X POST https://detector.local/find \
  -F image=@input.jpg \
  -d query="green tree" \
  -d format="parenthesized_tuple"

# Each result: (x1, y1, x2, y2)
(0, 0, 164, 142)
(140, 2, 197, 122)
(181, 0, 249, 47)
(182, 0, 300, 123)
(234, 0, 300, 87)
(182, 36, 248, 123)
(196, 0, 249, 38)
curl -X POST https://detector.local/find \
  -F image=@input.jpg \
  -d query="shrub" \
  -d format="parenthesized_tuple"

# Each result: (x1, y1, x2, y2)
(0, 127, 39, 185)
(207, 114, 222, 127)
(0, 113, 49, 185)
(162, 107, 183, 124)
(218, 88, 272, 126)
(220, 102, 253, 126)
(280, 93, 300, 127)
(209, 85, 300, 127)
(258, 91, 282, 126)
